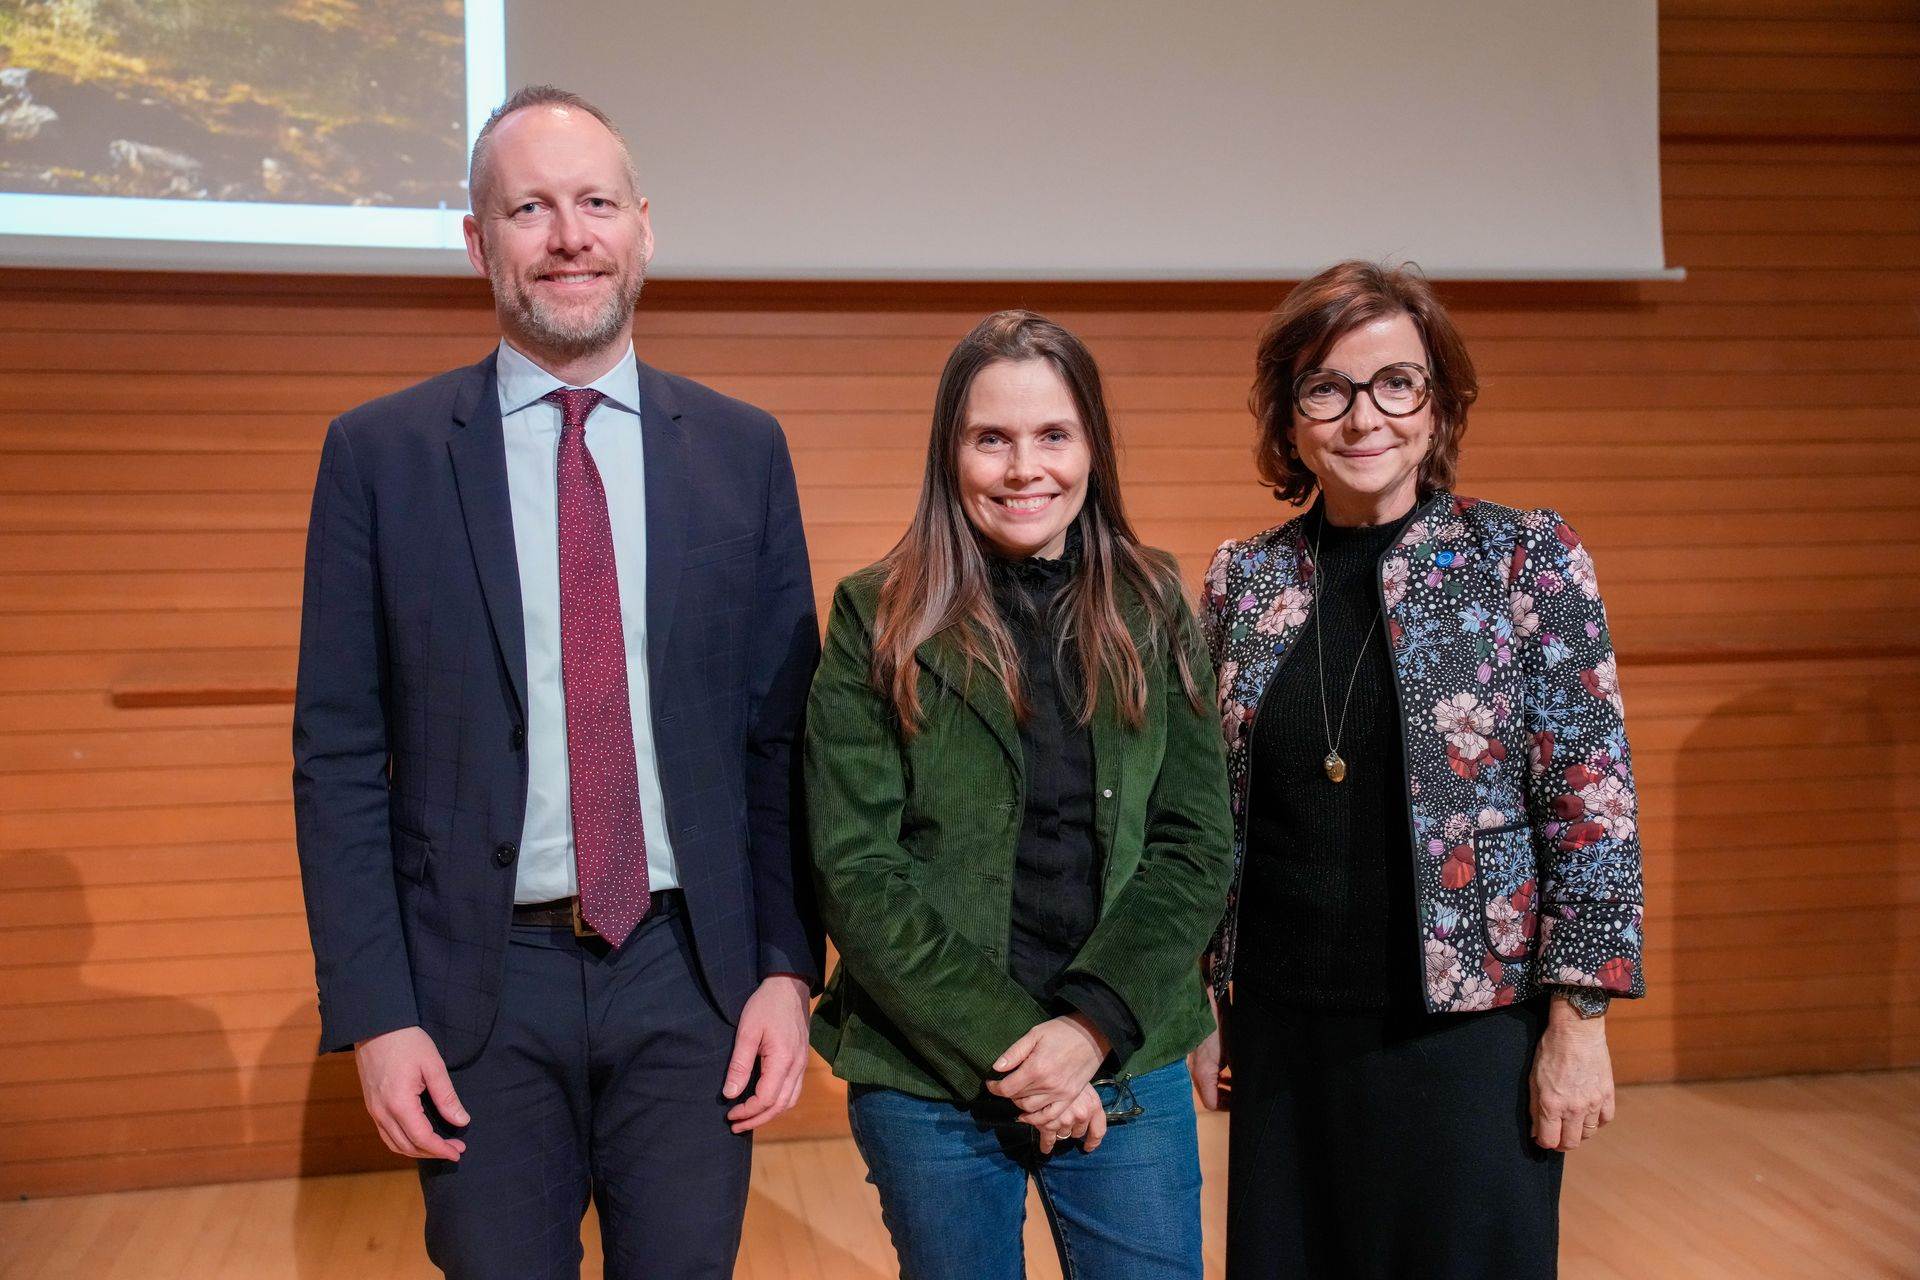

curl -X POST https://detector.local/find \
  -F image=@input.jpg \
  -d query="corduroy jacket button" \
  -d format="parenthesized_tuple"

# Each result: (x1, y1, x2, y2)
(494, 842, 517, 867)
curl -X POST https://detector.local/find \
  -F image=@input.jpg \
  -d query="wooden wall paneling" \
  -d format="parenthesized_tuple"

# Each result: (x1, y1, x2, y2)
(2, 2, 1918, 1197)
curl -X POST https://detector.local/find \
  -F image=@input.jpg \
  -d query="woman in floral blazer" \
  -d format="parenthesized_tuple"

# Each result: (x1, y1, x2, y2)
(1189, 262, 1645, 1280)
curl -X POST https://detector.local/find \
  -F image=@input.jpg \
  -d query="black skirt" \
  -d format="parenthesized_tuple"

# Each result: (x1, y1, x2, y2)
(1225, 991, 1564, 1280)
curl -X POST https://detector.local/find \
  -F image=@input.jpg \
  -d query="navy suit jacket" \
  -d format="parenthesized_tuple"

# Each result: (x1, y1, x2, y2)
(292, 350, 823, 1066)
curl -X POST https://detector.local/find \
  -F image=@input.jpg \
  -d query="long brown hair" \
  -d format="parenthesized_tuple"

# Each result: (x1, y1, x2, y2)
(1250, 260, 1479, 505)
(873, 310, 1203, 736)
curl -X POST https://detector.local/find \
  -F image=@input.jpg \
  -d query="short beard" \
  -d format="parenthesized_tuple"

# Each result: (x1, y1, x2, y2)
(486, 249, 646, 363)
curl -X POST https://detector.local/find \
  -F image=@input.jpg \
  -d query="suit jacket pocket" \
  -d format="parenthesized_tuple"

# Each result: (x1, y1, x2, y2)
(685, 531, 758, 567)
(391, 825, 432, 884)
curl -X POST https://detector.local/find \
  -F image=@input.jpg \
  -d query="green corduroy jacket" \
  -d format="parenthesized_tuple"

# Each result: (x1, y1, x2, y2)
(805, 563, 1236, 1103)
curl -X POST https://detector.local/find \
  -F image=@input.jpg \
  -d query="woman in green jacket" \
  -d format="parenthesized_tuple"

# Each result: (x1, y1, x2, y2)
(806, 310, 1236, 1280)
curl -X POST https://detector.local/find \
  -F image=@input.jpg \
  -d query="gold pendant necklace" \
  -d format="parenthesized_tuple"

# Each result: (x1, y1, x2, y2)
(1312, 515, 1382, 785)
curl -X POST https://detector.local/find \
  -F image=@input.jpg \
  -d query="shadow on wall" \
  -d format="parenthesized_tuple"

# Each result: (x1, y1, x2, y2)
(253, 1003, 409, 1276)
(0, 851, 242, 1198)
(251, 1009, 401, 1175)
(1670, 673, 1904, 1091)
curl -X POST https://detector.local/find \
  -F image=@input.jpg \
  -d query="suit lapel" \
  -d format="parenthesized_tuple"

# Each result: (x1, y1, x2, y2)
(447, 352, 529, 716)
(635, 361, 689, 713)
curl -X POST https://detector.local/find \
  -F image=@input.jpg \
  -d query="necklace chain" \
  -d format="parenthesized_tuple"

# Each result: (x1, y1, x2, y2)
(1311, 513, 1382, 784)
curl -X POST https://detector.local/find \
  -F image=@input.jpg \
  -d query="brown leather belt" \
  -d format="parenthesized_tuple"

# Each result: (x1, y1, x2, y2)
(512, 889, 682, 937)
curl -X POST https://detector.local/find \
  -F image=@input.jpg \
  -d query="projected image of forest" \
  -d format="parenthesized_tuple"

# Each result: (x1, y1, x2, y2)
(0, 0, 469, 208)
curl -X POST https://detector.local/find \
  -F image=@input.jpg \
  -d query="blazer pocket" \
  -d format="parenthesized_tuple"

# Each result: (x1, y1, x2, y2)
(1471, 821, 1536, 963)
(390, 825, 432, 884)
(684, 531, 759, 567)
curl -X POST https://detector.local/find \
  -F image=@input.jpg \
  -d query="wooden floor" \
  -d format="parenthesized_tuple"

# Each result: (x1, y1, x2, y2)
(2, 1071, 1915, 1279)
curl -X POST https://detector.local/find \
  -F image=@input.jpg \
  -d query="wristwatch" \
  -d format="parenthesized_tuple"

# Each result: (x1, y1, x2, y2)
(1555, 986, 1610, 1019)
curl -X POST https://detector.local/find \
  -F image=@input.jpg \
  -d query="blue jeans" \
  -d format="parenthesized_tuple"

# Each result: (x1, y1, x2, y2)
(847, 1061, 1203, 1280)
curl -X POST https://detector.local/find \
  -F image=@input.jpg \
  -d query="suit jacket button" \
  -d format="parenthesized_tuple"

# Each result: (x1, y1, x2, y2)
(510, 725, 526, 751)
(494, 842, 517, 867)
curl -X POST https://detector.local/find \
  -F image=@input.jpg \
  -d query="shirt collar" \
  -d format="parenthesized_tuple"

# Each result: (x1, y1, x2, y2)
(495, 339, 642, 423)
(990, 519, 1083, 598)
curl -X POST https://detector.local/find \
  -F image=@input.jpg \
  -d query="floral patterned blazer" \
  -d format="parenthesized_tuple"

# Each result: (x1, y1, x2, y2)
(1202, 491, 1646, 1012)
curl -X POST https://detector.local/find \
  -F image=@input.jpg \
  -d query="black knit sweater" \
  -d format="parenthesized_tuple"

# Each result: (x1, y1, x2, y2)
(1236, 506, 1422, 1012)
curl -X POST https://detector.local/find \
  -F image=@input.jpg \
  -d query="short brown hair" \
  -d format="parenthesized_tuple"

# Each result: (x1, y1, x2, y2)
(1250, 260, 1478, 505)
(468, 85, 639, 214)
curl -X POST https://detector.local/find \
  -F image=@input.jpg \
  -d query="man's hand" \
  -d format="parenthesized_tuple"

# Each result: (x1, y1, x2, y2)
(355, 1025, 468, 1161)
(723, 973, 811, 1134)
(1530, 996, 1616, 1152)
(985, 1014, 1107, 1116)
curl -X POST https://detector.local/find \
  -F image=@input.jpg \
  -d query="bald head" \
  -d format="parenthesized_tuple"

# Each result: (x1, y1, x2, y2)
(467, 85, 640, 216)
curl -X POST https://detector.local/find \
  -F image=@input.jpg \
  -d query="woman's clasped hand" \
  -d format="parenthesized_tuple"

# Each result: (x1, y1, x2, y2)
(987, 1013, 1113, 1151)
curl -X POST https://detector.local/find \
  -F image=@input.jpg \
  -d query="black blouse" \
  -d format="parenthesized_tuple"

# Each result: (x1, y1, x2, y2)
(990, 530, 1143, 1063)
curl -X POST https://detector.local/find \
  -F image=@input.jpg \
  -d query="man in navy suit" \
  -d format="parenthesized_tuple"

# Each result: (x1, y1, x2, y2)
(292, 85, 822, 1278)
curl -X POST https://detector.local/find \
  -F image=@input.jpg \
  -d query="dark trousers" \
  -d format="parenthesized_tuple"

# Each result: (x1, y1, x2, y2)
(1226, 992, 1563, 1280)
(418, 898, 750, 1279)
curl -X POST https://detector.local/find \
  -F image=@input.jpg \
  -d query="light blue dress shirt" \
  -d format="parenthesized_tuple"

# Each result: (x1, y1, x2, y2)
(496, 340, 678, 902)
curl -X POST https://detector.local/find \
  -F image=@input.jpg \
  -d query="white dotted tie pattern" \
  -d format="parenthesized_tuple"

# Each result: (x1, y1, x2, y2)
(546, 387, 650, 946)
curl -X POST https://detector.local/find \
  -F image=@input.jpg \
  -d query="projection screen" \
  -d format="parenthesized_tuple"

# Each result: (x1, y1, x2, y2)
(0, 0, 1671, 280)
(0, 0, 504, 274)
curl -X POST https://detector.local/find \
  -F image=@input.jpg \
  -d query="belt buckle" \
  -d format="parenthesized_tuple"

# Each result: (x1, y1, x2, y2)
(570, 897, 599, 940)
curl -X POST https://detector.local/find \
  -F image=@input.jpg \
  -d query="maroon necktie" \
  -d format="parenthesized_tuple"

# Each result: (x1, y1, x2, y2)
(546, 387, 649, 946)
